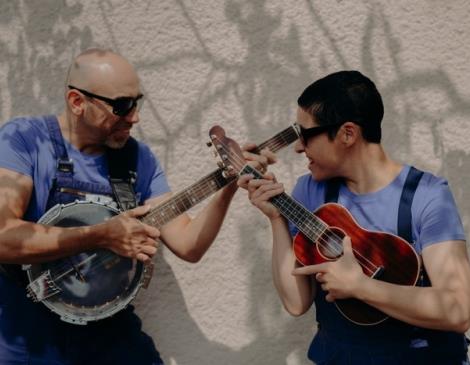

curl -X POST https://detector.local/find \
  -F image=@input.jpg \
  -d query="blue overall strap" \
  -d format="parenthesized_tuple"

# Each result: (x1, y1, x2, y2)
(397, 166, 424, 243)
(324, 178, 342, 203)
(325, 167, 424, 240)
(44, 115, 74, 177)
(106, 137, 139, 211)
(398, 167, 468, 356)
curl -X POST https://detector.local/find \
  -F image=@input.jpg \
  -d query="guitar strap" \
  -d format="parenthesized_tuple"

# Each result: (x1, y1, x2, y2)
(106, 137, 139, 211)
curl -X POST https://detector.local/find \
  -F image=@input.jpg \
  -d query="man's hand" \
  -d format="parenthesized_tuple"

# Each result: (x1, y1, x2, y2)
(292, 237, 366, 302)
(241, 143, 277, 174)
(238, 172, 284, 220)
(99, 205, 160, 262)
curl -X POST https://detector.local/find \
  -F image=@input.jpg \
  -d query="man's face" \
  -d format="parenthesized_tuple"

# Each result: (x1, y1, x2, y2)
(294, 107, 343, 180)
(81, 75, 142, 149)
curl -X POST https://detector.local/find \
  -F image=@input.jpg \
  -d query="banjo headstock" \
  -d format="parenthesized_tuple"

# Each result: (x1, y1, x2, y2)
(208, 125, 246, 178)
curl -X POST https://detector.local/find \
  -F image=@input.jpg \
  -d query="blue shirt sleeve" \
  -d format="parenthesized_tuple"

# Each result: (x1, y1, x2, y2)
(136, 142, 170, 202)
(0, 119, 35, 177)
(413, 174, 466, 252)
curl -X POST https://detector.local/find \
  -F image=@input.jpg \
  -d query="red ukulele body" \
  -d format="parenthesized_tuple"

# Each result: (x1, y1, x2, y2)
(293, 203, 421, 325)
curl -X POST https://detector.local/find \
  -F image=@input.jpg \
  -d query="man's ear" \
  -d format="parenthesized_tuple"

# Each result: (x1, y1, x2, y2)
(339, 121, 359, 146)
(66, 89, 85, 116)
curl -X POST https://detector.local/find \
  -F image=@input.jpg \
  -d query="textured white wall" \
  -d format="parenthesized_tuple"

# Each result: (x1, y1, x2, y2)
(1, 1, 470, 364)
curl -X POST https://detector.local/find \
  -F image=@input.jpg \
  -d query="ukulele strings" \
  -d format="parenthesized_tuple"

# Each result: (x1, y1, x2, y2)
(212, 135, 380, 275)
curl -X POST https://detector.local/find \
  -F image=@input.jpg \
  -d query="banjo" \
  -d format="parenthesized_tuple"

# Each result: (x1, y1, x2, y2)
(23, 124, 299, 324)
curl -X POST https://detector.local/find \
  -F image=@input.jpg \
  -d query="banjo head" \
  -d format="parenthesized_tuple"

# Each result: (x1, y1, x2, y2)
(26, 201, 148, 325)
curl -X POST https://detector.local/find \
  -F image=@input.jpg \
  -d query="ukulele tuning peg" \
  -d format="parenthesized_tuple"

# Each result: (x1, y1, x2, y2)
(206, 141, 212, 147)
(217, 161, 226, 169)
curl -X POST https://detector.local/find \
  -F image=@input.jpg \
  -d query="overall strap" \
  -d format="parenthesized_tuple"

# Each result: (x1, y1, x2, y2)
(324, 166, 424, 241)
(106, 137, 139, 211)
(324, 178, 342, 203)
(397, 166, 424, 243)
(44, 115, 74, 176)
(1, 115, 72, 287)
(398, 166, 429, 290)
(397, 167, 467, 350)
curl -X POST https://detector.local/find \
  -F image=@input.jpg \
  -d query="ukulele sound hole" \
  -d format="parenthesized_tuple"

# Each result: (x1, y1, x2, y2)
(316, 227, 345, 260)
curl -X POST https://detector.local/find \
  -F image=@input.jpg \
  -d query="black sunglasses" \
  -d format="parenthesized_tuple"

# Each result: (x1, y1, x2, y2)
(68, 85, 144, 117)
(298, 123, 345, 145)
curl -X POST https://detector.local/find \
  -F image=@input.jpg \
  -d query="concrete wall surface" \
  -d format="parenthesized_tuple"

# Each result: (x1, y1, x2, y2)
(1, 1, 470, 364)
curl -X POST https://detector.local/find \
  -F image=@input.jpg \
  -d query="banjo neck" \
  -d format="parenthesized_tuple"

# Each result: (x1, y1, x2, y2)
(141, 168, 227, 227)
(141, 124, 299, 228)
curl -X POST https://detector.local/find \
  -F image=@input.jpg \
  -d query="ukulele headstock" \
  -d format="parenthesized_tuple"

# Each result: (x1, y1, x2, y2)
(208, 125, 245, 178)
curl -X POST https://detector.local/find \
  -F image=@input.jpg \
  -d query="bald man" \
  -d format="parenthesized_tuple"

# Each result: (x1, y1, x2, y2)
(0, 49, 262, 364)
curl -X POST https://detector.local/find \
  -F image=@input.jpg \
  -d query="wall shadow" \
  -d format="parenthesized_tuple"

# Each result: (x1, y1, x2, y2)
(2, 0, 470, 364)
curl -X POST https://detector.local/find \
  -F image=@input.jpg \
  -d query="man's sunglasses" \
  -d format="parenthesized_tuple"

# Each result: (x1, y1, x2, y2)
(68, 85, 144, 117)
(297, 123, 346, 145)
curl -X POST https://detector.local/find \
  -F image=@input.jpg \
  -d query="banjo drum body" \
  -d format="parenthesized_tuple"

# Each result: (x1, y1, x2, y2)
(24, 200, 152, 325)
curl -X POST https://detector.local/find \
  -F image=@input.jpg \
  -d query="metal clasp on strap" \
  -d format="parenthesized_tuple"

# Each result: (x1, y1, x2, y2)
(57, 158, 74, 173)
(129, 170, 137, 185)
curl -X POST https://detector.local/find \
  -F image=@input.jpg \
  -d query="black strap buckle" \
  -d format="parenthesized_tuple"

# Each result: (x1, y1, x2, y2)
(110, 178, 138, 211)
(57, 158, 74, 173)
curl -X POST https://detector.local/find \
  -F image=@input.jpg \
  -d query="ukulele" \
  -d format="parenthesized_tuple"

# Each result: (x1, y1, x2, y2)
(209, 125, 421, 325)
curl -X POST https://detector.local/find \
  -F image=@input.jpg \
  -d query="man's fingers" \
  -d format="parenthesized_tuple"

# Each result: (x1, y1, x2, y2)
(144, 225, 160, 239)
(342, 236, 353, 255)
(242, 151, 269, 172)
(246, 174, 277, 188)
(241, 142, 257, 152)
(127, 204, 151, 218)
(141, 243, 157, 256)
(262, 172, 276, 181)
(136, 252, 151, 262)
(292, 263, 329, 276)
(241, 143, 276, 164)
(260, 148, 277, 165)
(249, 180, 284, 199)
(237, 174, 254, 189)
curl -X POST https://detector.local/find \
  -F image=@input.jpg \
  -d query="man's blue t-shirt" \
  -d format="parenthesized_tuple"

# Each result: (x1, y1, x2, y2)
(0, 115, 170, 363)
(0, 115, 170, 221)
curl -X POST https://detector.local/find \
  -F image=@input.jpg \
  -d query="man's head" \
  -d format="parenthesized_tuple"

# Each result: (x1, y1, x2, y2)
(65, 48, 142, 149)
(297, 70, 384, 144)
